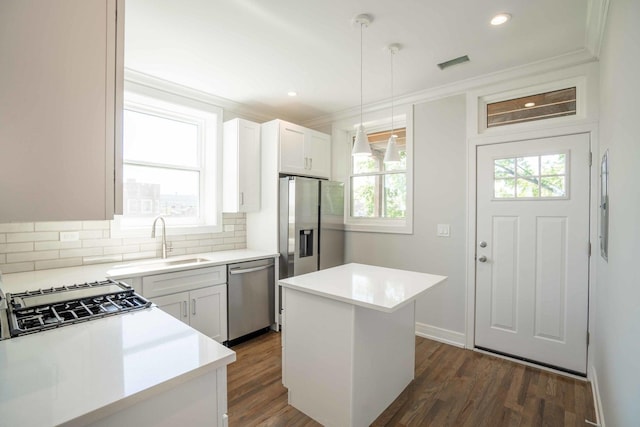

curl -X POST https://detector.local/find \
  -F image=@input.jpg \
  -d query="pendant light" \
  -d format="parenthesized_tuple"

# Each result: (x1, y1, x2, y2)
(384, 44, 401, 163)
(351, 14, 373, 157)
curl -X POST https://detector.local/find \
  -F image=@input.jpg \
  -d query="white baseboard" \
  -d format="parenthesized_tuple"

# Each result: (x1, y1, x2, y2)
(415, 322, 466, 348)
(589, 365, 606, 426)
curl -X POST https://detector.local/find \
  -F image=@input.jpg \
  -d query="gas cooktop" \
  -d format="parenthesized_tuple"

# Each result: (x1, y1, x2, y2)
(5, 279, 152, 337)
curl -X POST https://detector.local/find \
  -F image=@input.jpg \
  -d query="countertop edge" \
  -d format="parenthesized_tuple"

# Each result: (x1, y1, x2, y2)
(279, 274, 448, 313)
(63, 351, 236, 427)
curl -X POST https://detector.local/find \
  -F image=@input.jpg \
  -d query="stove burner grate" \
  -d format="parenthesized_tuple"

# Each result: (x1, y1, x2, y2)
(6, 279, 152, 337)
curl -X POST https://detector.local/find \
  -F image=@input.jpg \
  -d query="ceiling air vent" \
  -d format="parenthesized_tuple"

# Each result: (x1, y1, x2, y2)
(437, 55, 470, 70)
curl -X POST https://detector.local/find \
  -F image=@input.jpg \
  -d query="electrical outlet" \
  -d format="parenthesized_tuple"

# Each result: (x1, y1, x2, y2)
(437, 224, 450, 237)
(60, 231, 80, 242)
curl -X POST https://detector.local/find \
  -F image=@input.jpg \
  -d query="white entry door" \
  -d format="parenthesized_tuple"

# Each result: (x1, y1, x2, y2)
(475, 133, 590, 374)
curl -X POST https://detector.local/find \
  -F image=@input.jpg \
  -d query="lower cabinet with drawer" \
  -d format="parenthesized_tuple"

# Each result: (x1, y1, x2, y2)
(142, 266, 228, 343)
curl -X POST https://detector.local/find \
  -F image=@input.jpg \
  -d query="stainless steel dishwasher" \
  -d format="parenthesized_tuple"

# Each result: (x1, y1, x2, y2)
(227, 258, 275, 344)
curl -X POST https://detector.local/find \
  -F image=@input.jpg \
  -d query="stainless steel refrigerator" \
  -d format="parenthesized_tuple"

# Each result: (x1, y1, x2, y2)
(278, 176, 345, 280)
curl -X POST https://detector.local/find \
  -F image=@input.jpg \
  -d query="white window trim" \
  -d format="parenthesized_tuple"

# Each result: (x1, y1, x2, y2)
(111, 82, 223, 238)
(339, 104, 414, 234)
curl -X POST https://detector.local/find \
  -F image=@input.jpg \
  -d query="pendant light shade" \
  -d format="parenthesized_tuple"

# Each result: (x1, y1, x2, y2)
(383, 135, 401, 163)
(351, 14, 372, 157)
(384, 44, 401, 164)
(352, 124, 370, 156)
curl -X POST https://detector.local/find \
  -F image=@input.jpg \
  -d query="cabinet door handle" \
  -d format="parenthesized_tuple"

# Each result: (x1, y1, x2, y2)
(183, 301, 188, 318)
(192, 298, 196, 316)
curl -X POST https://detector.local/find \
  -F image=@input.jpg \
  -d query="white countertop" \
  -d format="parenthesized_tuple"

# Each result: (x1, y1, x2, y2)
(0, 307, 235, 427)
(279, 263, 447, 312)
(0, 249, 278, 293)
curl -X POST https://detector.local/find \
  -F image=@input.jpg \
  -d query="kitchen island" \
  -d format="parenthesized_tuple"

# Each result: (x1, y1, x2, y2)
(279, 263, 447, 427)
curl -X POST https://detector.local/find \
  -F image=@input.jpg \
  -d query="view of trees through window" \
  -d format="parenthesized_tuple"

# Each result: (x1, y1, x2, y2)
(494, 153, 567, 199)
(351, 128, 407, 218)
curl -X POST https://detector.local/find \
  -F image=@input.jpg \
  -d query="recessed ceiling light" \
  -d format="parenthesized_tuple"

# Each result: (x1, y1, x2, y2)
(524, 102, 536, 108)
(490, 13, 511, 26)
(287, 91, 297, 97)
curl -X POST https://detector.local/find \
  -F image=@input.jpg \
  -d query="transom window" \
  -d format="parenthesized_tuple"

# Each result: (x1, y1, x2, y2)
(351, 128, 407, 218)
(493, 152, 568, 199)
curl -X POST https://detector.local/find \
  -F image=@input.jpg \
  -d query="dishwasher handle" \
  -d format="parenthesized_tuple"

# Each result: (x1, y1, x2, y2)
(229, 264, 271, 275)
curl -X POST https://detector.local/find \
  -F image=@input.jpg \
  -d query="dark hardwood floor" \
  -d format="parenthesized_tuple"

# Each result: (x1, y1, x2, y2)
(227, 331, 596, 426)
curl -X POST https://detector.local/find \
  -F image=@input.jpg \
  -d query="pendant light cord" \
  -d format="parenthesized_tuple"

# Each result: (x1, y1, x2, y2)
(360, 22, 364, 126)
(390, 48, 394, 136)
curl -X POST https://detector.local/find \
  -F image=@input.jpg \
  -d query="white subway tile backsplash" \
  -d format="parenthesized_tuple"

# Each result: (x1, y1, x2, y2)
(223, 237, 245, 244)
(6, 232, 58, 243)
(78, 230, 104, 240)
(83, 255, 123, 264)
(1, 261, 35, 274)
(0, 214, 246, 273)
(103, 245, 140, 255)
(35, 241, 81, 251)
(82, 238, 123, 248)
(122, 251, 156, 261)
(34, 221, 82, 231)
(0, 223, 34, 233)
(59, 247, 103, 259)
(36, 258, 83, 270)
(7, 250, 58, 263)
(1, 242, 34, 253)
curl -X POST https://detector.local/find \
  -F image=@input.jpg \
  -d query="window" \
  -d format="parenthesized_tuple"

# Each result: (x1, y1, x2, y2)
(115, 89, 222, 234)
(345, 107, 414, 234)
(487, 87, 576, 128)
(493, 152, 568, 199)
(351, 128, 407, 218)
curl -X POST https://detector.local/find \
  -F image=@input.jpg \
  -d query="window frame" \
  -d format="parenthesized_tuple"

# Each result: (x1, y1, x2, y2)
(344, 105, 414, 234)
(111, 84, 223, 238)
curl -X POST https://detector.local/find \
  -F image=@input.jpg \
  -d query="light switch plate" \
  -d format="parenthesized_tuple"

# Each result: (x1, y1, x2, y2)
(60, 231, 80, 242)
(437, 224, 450, 237)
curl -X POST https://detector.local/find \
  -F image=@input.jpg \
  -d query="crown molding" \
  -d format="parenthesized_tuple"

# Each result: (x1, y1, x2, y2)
(585, 0, 610, 59)
(123, 68, 276, 123)
(302, 48, 597, 129)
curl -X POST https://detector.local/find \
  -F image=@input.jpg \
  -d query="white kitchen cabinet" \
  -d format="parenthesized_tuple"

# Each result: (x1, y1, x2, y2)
(0, 0, 124, 221)
(153, 284, 228, 342)
(142, 266, 228, 342)
(265, 119, 331, 179)
(223, 118, 261, 212)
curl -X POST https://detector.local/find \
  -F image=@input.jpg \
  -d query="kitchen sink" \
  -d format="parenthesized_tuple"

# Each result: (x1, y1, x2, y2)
(108, 257, 214, 277)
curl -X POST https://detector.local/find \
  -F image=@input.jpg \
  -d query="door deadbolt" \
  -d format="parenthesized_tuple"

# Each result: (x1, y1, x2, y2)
(479, 241, 487, 248)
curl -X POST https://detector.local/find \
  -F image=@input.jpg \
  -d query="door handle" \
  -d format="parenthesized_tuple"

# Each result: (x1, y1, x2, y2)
(192, 298, 196, 316)
(478, 255, 488, 263)
(183, 301, 188, 317)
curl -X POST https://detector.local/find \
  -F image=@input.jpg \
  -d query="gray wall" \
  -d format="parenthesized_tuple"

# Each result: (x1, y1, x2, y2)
(594, 0, 640, 424)
(345, 94, 467, 333)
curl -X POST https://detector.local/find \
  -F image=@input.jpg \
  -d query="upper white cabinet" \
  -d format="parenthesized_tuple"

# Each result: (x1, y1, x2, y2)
(265, 120, 331, 179)
(0, 0, 123, 222)
(223, 118, 261, 212)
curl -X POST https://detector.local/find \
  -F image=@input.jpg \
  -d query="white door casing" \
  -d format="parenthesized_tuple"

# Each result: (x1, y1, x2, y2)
(475, 133, 590, 374)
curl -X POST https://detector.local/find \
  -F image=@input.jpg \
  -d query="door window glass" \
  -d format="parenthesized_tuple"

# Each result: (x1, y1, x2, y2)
(493, 153, 568, 199)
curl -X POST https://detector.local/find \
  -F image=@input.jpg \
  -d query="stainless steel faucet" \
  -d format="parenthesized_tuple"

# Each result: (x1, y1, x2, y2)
(151, 216, 168, 259)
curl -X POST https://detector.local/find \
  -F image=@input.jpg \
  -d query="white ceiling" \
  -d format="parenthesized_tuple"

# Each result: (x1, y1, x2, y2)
(124, 0, 591, 124)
